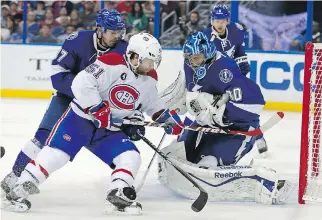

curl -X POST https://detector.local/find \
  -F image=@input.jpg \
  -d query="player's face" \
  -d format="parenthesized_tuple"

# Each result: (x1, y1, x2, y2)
(131, 54, 154, 75)
(212, 19, 228, 34)
(188, 53, 205, 67)
(102, 30, 122, 47)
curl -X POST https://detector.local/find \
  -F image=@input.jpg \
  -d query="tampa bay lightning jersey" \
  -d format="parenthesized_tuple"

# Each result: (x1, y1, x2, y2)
(184, 52, 265, 127)
(51, 30, 128, 98)
(203, 23, 246, 59)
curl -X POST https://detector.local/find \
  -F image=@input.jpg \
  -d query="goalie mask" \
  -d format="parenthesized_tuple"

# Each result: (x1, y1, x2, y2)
(183, 32, 216, 80)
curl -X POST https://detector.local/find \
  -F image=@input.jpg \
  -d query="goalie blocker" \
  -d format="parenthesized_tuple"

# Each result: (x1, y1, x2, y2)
(157, 140, 295, 205)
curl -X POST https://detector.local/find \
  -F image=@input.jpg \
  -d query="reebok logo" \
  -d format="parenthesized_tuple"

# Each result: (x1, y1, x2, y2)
(214, 171, 242, 178)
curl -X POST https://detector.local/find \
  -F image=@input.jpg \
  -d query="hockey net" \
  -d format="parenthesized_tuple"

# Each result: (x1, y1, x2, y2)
(299, 42, 322, 204)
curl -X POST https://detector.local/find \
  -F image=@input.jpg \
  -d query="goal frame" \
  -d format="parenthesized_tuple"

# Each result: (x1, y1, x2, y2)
(299, 42, 322, 204)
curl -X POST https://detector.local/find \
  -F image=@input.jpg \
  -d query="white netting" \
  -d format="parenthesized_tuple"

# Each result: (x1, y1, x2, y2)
(304, 43, 322, 202)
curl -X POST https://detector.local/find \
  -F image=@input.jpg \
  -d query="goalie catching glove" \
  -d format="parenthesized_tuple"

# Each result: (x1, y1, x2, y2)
(186, 92, 231, 128)
(121, 110, 145, 141)
(153, 109, 184, 135)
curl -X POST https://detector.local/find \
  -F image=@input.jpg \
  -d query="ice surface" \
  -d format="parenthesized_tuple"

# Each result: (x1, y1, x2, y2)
(0, 99, 320, 220)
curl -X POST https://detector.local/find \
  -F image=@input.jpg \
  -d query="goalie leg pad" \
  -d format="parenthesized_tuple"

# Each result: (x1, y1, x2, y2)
(158, 152, 294, 204)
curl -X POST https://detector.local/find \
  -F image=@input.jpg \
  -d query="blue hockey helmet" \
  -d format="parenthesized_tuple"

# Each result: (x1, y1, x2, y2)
(211, 4, 230, 20)
(96, 9, 125, 32)
(183, 32, 216, 80)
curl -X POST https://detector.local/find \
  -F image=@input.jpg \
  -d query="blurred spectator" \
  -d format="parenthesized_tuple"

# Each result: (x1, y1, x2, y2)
(4, 16, 19, 37)
(31, 24, 57, 43)
(79, 1, 96, 28)
(1, 5, 10, 28)
(57, 24, 76, 43)
(34, 1, 45, 22)
(56, 7, 69, 24)
(179, 11, 204, 46)
(127, 2, 148, 32)
(12, 12, 22, 26)
(116, 1, 133, 14)
(121, 11, 132, 33)
(8, 22, 34, 43)
(26, 11, 40, 35)
(9, 1, 18, 16)
(51, 1, 73, 17)
(104, 1, 116, 10)
(70, 9, 81, 27)
(40, 8, 60, 29)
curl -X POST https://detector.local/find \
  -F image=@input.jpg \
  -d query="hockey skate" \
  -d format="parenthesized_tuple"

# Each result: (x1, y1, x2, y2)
(104, 186, 142, 215)
(255, 137, 268, 157)
(1, 181, 39, 212)
(1, 172, 18, 196)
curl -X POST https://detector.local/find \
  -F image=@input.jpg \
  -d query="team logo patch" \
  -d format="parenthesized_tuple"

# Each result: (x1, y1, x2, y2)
(63, 134, 71, 141)
(66, 32, 78, 40)
(109, 85, 140, 110)
(219, 69, 233, 83)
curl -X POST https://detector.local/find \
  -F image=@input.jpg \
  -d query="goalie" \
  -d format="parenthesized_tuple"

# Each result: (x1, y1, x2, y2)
(157, 32, 294, 205)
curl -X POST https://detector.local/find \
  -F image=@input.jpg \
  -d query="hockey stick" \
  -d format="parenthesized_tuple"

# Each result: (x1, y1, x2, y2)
(115, 112, 284, 137)
(137, 131, 208, 212)
(135, 132, 166, 193)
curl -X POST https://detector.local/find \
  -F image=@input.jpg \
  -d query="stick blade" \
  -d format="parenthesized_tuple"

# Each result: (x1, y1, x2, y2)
(191, 190, 208, 212)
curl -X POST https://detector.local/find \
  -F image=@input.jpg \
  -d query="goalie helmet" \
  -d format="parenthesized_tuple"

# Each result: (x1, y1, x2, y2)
(126, 33, 162, 70)
(183, 31, 216, 80)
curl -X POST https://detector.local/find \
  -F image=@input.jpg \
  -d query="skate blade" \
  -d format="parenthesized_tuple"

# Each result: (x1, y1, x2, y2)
(104, 202, 142, 215)
(1, 196, 31, 212)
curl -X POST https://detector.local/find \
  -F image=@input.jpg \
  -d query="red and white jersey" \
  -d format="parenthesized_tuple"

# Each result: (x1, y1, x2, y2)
(71, 53, 164, 122)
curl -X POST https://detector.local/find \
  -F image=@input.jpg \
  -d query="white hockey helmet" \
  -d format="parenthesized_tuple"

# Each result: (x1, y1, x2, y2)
(126, 33, 162, 70)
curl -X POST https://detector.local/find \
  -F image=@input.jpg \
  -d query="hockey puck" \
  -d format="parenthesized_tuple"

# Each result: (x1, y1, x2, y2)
(0, 146, 5, 158)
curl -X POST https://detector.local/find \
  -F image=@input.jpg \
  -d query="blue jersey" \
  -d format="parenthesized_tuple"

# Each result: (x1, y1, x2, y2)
(184, 52, 265, 127)
(203, 23, 250, 75)
(51, 30, 128, 98)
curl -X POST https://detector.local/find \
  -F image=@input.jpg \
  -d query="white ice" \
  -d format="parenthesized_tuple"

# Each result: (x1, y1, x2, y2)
(0, 98, 320, 220)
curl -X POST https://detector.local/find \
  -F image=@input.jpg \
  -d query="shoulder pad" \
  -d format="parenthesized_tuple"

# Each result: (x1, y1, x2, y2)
(66, 31, 78, 41)
(98, 53, 126, 66)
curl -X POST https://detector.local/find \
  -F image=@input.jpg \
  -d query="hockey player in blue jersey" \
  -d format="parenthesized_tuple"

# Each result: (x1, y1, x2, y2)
(180, 31, 265, 165)
(1, 8, 127, 195)
(203, 4, 268, 155)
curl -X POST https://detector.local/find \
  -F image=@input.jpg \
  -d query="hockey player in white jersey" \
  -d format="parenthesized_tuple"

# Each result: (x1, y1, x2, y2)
(1, 33, 184, 214)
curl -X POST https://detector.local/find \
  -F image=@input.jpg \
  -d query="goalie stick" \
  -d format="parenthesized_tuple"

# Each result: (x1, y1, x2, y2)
(137, 130, 208, 212)
(115, 112, 284, 137)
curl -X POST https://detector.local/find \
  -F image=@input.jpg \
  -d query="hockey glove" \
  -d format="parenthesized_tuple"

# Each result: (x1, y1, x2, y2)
(153, 109, 184, 135)
(121, 110, 145, 141)
(86, 100, 112, 129)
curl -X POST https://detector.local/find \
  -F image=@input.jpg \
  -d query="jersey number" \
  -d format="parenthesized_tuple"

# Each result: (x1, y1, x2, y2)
(85, 63, 104, 79)
(227, 88, 242, 102)
(56, 49, 68, 62)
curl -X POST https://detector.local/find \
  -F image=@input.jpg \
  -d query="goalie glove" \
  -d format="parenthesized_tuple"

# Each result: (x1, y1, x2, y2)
(153, 109, 184, 135)
(121, 110, 145, 141)
(86, 100, 112, 128)
(186, 92, 231, 127)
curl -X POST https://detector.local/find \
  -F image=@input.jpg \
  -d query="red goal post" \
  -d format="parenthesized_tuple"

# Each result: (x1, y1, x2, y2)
(299, 42, 322, 204)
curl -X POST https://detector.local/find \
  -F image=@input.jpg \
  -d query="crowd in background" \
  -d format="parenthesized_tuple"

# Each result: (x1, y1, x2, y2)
(0, 0, 321, 51)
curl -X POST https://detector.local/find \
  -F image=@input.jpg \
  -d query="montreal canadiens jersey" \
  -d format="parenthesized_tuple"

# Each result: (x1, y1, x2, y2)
(71, 53, 163, 122)
(184, 52, 265, 125)
(51, 30, 128, 98)
(203, 23, 246, 59)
